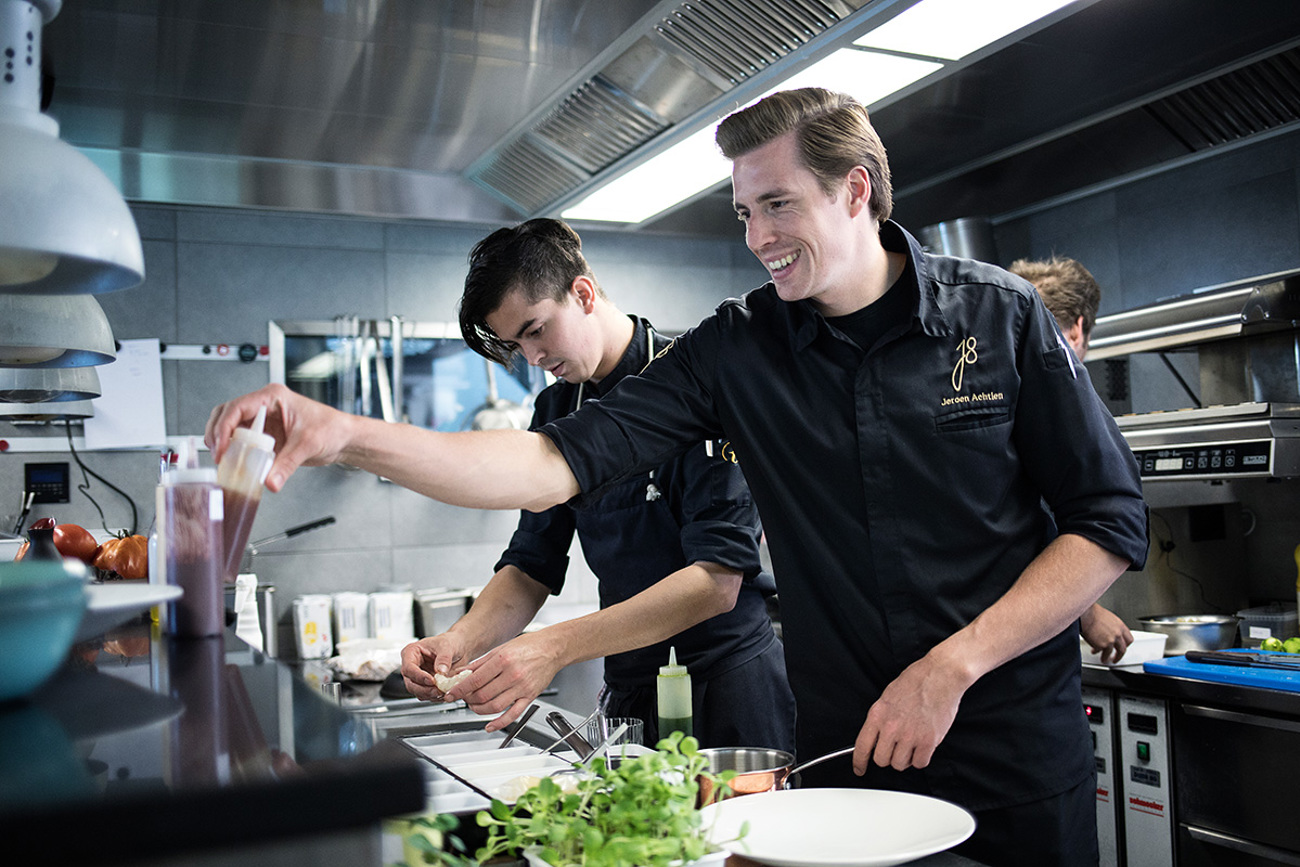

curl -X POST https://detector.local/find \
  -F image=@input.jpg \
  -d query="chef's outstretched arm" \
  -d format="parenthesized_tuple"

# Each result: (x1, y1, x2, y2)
(205, 383, 579, 511)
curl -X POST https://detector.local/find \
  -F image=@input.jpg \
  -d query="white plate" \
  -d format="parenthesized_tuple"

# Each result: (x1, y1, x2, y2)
(77, 582, 182, 642)
(700, 788, 975, 867)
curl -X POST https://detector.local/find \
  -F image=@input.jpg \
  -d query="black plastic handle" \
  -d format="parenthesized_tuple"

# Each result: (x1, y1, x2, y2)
(283, 516, 336, 537)
(1185, 650, 1300, 669)
(1185, 650, 1255, 667)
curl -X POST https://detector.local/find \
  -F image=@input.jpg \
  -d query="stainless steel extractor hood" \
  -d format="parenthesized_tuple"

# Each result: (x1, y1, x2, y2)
(1091, 269, 1300, 482)
(1088, 270, 1300, 360)
(39, 0, 1300, 231)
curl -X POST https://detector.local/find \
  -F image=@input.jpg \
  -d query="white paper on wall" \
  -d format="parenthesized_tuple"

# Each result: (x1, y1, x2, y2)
(84, 338, 167, 450)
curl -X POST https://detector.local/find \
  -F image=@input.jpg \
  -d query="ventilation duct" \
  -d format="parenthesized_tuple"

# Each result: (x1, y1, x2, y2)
(1144, 46, 1300, 151)
(902, 41, 1300, 228)
(467, 0, 870, 215)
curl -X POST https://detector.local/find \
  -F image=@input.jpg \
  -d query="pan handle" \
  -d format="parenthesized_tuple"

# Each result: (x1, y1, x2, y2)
(283, 516, 337, 537)
(247, 516, 337, 554)
(784, 746, 855, 787)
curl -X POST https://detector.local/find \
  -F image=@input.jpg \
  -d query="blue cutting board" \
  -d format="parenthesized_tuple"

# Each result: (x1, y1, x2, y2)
(1144, 650, 1300, 692)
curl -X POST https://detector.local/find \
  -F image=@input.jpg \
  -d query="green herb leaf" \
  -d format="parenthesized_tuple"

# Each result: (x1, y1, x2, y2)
(474, 735, 742, 867)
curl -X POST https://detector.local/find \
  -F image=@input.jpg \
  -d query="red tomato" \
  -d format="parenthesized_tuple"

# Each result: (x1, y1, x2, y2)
(93, 534, 149, 580)
(54, 524, 100, 565)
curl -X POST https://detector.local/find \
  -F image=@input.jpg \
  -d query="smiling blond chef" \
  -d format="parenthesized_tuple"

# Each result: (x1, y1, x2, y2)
(207, 87, 1147, 867)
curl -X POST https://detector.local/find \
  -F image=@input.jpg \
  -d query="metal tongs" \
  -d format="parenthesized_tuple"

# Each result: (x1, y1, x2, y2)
(497, 703, 540, 749)
(578, 722, 629, 768)
(538, 707, 602, 758)
(546, 710, 596, 758)
(544, 721, 631, 785)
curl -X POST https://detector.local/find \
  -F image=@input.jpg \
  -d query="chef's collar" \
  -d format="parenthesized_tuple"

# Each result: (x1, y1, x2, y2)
(792, 220, 952, 351)
(583, 315, 652, 401)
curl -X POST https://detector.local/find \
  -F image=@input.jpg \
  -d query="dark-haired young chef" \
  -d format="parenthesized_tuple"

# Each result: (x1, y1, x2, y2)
(398, 218, 795, 752)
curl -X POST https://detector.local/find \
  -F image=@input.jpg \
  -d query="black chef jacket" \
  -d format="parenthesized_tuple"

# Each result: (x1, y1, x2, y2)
(495, 315, 777, 689)
(541, 223, 1149, 811)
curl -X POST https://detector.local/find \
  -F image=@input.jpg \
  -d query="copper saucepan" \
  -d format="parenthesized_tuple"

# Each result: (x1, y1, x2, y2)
(697, 746, 854, 805)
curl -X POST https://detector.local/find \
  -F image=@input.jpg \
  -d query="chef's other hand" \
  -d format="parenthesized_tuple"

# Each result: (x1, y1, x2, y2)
(854, 652, 969, 774)
(205, 383, 349, 492)
(400, 635, 474, 702)
(1081, 604, 1134, 664)
(441, 632, 564, 732)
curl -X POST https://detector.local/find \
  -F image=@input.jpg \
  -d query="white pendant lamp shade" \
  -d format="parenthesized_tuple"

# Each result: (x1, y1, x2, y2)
(0, 292, 116, 367)
(0, 363, 99, 402)
(0, 0, 144, 295)
(0, 396, 92, 420)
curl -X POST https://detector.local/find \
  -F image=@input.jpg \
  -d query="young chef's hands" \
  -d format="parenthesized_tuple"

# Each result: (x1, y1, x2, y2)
(205, 383, 352, 492)
(438, 631, 567, 732)
(400, 634, 476, 702)
(1080, 603, 1134, 664)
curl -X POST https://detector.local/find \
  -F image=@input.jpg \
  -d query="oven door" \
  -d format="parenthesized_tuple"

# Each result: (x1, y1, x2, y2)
(1174, 704, 1300, 865)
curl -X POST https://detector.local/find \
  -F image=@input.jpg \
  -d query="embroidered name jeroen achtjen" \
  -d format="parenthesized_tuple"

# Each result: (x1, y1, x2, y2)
(941, 391, 1005, 407)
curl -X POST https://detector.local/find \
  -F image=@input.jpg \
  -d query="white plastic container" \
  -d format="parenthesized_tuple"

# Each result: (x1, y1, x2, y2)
(332, 591, 372, 644)
(1080, 630, 1168, 667)
(368, 589, 415, 641)
(1236, 604, 1299, 648)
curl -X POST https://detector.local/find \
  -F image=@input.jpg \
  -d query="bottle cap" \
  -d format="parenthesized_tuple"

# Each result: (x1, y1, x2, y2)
(231, 404, 276, 453)
(659, 646, 688, 677)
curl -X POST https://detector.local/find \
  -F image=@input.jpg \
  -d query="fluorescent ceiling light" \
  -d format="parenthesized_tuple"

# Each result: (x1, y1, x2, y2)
(854, 0, 1079, 61)
(564, 0, 1074, 224)
(0, 0, 144, 294)
(768, 48, 943, 107)
(564, 50, 939, 225)
(563, 126, 731, 224)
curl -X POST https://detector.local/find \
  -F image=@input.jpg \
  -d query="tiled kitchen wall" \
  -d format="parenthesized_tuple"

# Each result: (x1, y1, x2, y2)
(0, 207, 767, 653)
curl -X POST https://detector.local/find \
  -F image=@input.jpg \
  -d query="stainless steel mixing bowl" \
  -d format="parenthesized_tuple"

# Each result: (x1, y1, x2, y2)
(1137, 614, 1239, 654)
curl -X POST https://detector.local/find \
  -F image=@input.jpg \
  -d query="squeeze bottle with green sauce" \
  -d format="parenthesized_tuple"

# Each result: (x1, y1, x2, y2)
(657, 646, 693, 739)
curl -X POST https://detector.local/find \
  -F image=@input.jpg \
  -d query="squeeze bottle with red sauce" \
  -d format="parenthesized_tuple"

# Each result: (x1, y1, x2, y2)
(163, 440, 225, 637)
(216, 405, 276, 583)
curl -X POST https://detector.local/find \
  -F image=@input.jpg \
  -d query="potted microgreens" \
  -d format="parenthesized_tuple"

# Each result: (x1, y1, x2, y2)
(475, 731, 744, 867)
